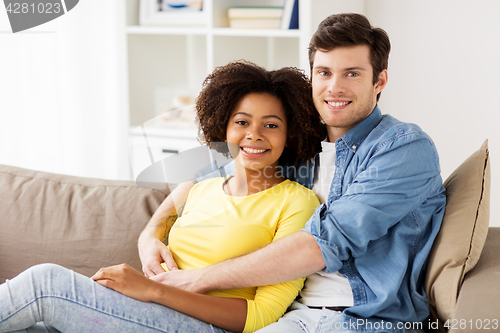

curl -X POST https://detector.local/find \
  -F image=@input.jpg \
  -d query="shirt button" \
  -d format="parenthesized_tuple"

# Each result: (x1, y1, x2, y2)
(352, 145, 357, 150)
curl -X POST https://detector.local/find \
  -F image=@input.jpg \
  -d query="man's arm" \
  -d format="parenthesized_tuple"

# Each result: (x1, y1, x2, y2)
(154, 230, 326, 293)
(138, 181, 194, 277)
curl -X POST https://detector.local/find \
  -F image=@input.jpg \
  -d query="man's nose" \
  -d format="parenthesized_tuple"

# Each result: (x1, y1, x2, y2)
(327, 75, 345, 94)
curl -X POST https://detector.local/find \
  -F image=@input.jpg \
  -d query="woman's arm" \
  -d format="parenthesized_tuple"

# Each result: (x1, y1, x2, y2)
(138, 181, 194, 276)
(92, 263, 247, 333)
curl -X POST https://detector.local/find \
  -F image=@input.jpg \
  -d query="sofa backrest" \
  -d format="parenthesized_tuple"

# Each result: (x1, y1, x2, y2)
(0, 164, 169, 282)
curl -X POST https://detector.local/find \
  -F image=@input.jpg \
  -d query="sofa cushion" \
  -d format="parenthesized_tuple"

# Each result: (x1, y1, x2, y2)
(0, 164, 169, 282)
(425, 140, 490, 326)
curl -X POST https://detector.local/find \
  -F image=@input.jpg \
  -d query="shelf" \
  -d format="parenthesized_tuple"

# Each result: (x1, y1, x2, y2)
(126, 25, 302, 38)
(129, 125, 198, 140)
(126, 25, 208, 35)
(211, 28, 301, 38)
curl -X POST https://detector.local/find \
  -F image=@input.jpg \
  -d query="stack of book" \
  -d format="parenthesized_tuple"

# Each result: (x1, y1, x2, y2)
(227, 0, 298, 30)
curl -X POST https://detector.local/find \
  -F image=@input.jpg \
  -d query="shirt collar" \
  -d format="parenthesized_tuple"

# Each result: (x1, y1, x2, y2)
(337, 105, 383, 151)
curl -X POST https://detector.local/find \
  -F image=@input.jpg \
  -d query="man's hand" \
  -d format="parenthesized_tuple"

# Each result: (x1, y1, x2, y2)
(150, 268, 207, 294)
(137, 180, 193, 277)
(92, 264, 160, 302)
(138, 236, 178, 277)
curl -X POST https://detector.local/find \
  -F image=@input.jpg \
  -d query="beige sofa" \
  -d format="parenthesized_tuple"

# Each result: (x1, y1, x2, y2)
(0, 140, 497, 332)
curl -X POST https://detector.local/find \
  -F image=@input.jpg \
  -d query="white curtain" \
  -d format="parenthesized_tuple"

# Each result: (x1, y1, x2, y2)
(0, 0, 130, 180)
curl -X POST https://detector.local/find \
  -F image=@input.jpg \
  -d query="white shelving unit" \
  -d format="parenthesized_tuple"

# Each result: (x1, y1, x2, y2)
(123, 0, 313, 180)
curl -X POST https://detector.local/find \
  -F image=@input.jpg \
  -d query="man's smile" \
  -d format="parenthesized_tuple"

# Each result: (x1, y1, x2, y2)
(326, 100, 351, 108)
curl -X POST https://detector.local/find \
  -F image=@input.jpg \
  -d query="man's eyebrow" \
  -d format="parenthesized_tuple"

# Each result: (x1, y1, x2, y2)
(313, 65, 330, 71)
(345, 66, 368, 71)
(312, 65, 369, 72)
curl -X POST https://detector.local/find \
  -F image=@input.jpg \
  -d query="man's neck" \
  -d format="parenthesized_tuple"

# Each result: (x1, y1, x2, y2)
(326, 128, 346, 143)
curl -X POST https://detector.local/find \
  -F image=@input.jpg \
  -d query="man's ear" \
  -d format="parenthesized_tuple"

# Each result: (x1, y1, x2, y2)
(374, 69, 388, 94)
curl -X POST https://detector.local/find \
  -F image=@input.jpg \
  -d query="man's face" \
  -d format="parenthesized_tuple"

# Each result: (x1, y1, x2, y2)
(311, 45, 387, 142)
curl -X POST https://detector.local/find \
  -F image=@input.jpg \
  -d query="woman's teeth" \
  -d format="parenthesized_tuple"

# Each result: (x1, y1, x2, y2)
(242, 147, 266, 154)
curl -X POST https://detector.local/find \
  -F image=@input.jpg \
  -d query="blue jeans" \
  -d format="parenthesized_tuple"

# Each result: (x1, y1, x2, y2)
(0, 264, 231, 333)
(255, 302, 426, 333)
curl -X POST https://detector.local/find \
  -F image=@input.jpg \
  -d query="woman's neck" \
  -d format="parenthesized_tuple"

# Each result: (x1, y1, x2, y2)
(224, 166, 285, 196)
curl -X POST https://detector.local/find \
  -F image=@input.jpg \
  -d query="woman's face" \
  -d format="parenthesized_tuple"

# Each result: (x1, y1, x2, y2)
(226, 93, 287, 175)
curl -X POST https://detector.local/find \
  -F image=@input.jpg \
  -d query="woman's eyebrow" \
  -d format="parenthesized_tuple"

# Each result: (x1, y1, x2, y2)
(262, 115, 284, 123)
(232, 112, 284, 123)
(232, 112, 251, 118)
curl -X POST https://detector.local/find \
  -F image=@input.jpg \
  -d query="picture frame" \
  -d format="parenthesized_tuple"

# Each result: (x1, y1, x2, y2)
(139, 0, 207, 26)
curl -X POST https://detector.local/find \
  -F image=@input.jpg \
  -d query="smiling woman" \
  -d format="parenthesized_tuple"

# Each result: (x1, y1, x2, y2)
(225, 92, 288, 195)
(196, 60, 324, 166)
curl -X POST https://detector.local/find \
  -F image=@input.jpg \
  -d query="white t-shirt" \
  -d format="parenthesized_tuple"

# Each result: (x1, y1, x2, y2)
(299, 140, 354, 307)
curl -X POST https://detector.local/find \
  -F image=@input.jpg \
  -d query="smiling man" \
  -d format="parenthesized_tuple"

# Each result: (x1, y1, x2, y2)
(139, 13, 446, 333)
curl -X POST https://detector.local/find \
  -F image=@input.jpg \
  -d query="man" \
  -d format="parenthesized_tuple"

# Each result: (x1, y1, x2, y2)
(138, 13, 446, 332)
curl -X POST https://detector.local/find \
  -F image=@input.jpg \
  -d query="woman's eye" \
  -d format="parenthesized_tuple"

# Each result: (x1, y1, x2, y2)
(266, 123, 278, 129)
(236, 120, 248, 125)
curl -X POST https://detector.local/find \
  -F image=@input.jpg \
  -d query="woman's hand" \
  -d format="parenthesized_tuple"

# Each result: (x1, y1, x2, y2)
(91, 264, 160, 302)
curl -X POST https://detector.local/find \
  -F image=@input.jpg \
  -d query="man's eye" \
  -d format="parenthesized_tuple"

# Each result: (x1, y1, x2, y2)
(319, 70, 330, 76)
(347, 72, 359, 77)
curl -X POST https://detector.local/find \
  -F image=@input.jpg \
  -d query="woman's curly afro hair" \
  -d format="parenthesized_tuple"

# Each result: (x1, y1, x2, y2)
(196, 60, 325, 164)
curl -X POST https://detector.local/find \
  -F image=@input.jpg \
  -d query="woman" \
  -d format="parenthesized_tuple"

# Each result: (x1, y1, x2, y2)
(0, 61, 324, 333)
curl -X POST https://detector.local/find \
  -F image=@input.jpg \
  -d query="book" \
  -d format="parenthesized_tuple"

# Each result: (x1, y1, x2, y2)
(280, 0, 299, 29)
(228, 7, 283, 19)
(229, 18, 281, 29)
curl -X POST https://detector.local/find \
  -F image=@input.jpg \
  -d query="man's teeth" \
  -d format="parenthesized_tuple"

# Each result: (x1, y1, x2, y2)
(242, 147, 266, 154)
(327, 101, 350, 107)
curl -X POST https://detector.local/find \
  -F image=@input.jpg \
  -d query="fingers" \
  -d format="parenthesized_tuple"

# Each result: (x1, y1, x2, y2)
(143, 262, 166, 278)
(161, 249, 178, 271)
(91, 264, 130, 281)
(143, 247, 178, 277)
(91, 267, 108, 281)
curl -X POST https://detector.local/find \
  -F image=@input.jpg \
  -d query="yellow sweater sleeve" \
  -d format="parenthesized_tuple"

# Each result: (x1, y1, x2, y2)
(242, 183, 320, 332)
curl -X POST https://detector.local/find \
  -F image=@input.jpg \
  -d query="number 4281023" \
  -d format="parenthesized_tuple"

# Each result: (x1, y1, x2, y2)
(444, 319, 499, 330)
(6, 2, 62, 14)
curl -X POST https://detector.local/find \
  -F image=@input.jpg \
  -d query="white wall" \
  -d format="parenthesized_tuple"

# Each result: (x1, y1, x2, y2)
(0, 0, 129, 180)
(368, 0, 500, 227)
(311, 0, 500, 226)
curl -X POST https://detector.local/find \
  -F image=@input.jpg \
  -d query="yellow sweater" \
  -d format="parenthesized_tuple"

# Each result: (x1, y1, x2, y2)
(167, 177, 319, 332)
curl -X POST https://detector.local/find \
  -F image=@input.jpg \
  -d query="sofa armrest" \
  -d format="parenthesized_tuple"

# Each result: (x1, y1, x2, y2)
(450, 227, 500, 332)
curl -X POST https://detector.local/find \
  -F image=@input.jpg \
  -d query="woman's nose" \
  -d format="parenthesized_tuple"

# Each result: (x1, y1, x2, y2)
(246, 126, 263, 141)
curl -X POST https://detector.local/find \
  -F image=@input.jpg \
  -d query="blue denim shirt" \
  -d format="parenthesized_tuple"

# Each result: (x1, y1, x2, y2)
(284, 106, 446, 328)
